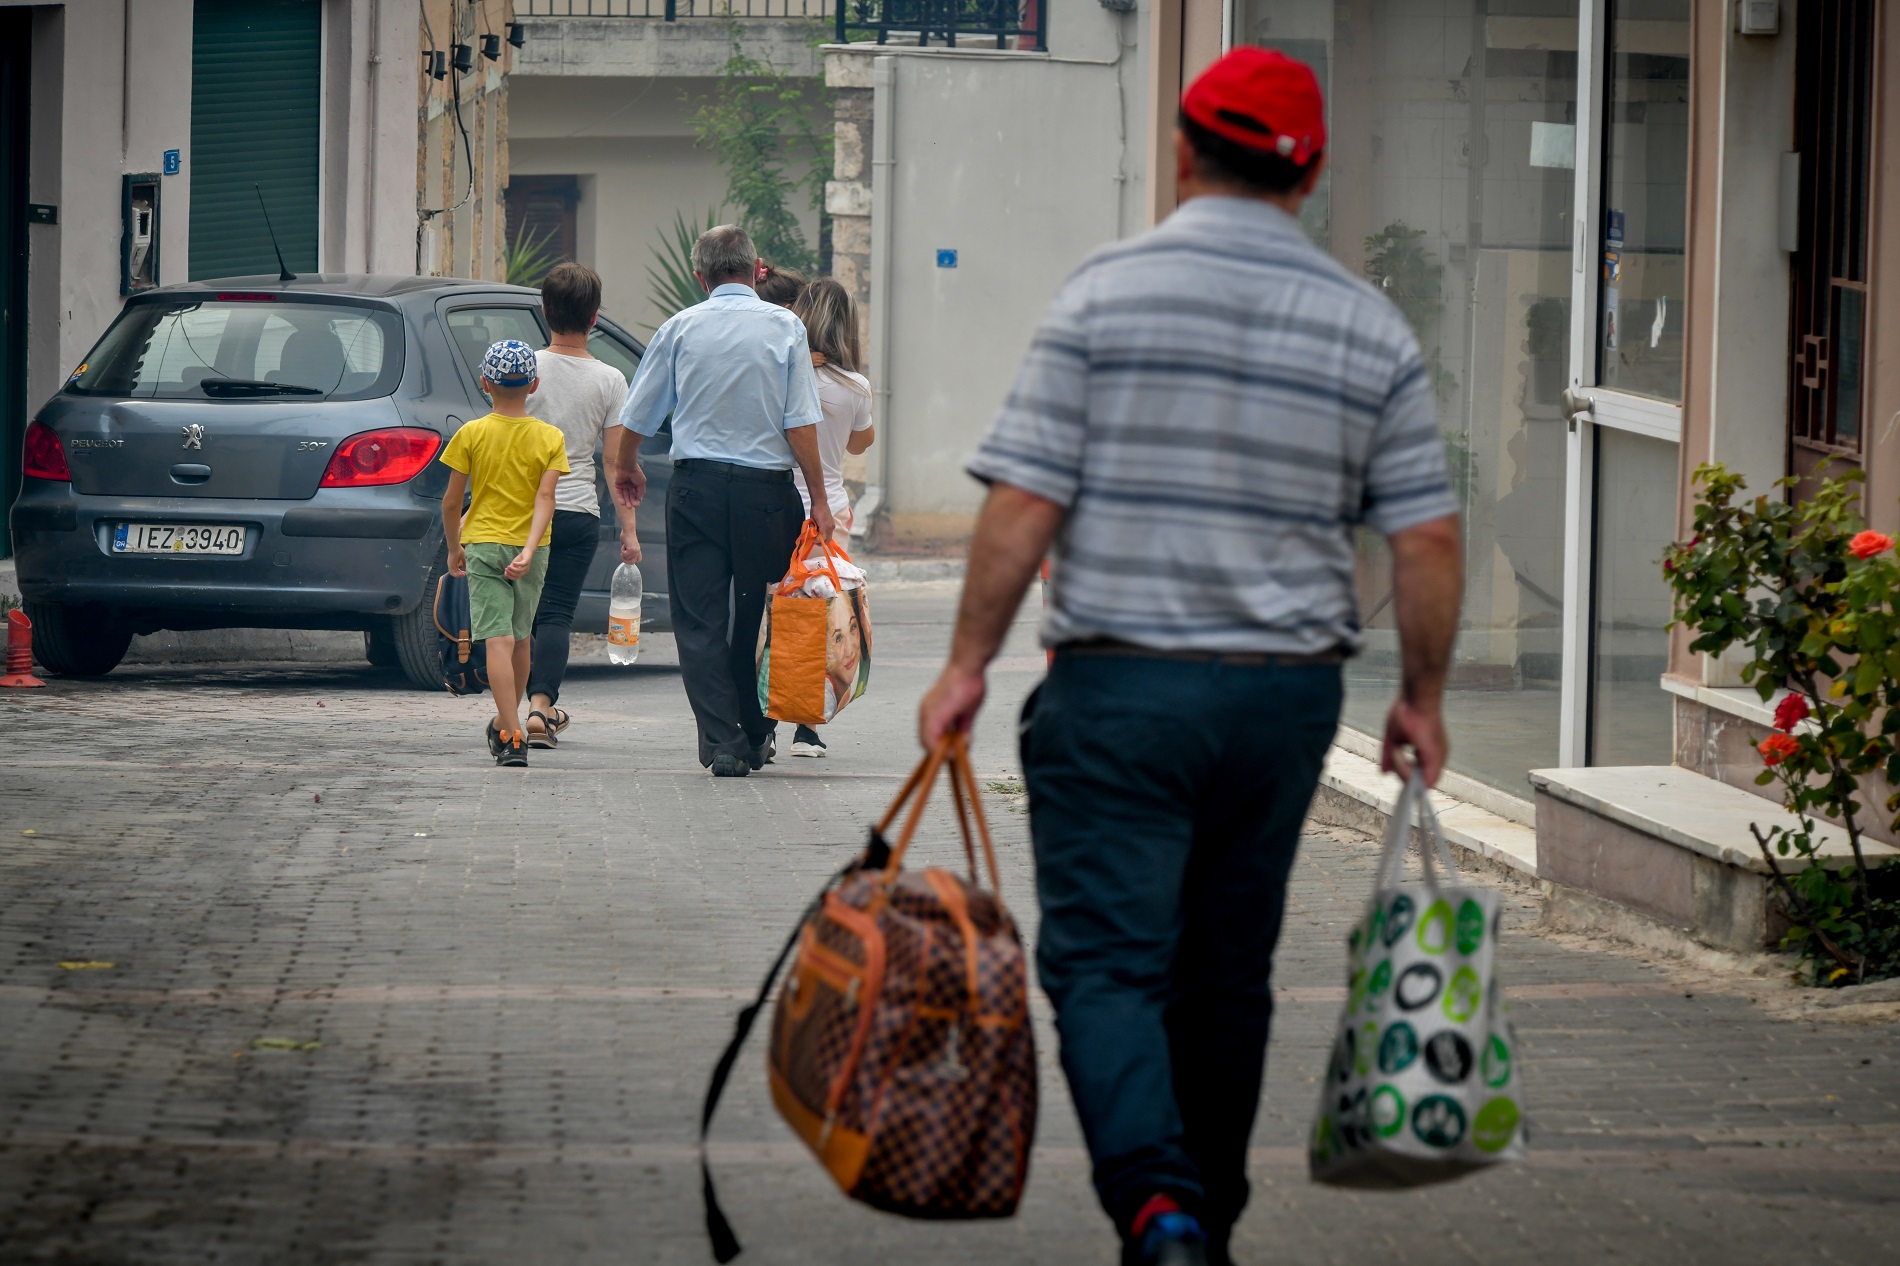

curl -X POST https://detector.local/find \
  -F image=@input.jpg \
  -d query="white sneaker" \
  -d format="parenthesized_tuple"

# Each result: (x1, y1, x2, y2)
(792, 726, 827, 758)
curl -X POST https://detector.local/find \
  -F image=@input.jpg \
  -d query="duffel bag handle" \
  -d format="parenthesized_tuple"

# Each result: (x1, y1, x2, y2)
(876, 732, 1005, 899)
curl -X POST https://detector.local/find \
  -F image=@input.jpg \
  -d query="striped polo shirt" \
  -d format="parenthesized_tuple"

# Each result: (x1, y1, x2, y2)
(966, 195, 1459, 655)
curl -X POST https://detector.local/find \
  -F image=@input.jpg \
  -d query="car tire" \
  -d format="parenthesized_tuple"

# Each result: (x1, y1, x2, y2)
(390, 557, 447, 691)
(25, 602, 134, 677)
(364, 625, 402, 669)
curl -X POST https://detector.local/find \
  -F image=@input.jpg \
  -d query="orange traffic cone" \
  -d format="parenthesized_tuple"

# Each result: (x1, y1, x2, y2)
(1, 609, 46, 688)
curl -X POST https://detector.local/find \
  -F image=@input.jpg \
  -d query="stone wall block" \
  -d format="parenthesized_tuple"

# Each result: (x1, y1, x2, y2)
(831, 214, 870, 258)
(826, 180, 872, 218)
(835, 121, 864, 181)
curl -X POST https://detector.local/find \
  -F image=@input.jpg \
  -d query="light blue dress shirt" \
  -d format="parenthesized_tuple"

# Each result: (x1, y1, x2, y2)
(618, 283, 823, 470)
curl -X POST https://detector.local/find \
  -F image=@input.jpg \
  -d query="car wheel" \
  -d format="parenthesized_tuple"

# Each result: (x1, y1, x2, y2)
(25, 602, 134, 677)
(364, 625, 402, 669)
(390, 556, 447, 691)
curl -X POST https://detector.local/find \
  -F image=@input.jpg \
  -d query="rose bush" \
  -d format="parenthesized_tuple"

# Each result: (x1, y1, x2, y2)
(1664, 463, 1900, 984)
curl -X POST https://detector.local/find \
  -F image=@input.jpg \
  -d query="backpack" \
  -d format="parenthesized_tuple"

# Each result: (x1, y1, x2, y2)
(700, 732, 1037, 1260)
(432, 573, 489, 696)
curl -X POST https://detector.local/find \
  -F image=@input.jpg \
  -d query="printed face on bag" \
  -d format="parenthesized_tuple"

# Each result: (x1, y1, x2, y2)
(826, 593, 868, 704)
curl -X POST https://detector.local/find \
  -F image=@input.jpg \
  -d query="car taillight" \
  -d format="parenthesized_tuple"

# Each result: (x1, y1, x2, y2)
(23, 420, 70, 481)
(319, 428, 442, 488)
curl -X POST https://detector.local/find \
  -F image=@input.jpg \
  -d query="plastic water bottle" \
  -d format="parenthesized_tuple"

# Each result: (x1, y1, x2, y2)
(608, 562, 642, 665)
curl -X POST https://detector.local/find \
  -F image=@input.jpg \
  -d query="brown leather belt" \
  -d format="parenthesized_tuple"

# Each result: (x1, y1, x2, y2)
(1060, 639, 1346, 667)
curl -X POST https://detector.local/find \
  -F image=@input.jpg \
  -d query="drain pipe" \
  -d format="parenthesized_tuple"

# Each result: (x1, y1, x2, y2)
(364, 0, 381, 272)
(859, 55, 896, 539)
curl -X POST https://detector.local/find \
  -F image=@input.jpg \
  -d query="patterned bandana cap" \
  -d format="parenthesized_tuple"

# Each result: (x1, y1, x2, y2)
(480, 339, 539, 388)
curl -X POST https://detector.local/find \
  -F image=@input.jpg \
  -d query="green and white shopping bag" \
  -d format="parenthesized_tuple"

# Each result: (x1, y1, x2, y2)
(1309, 771, 1525, 1188)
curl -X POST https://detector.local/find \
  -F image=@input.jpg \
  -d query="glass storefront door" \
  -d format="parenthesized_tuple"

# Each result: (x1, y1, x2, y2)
(1230, 0, 1687, 794)
(1583, 0, 1687, 766)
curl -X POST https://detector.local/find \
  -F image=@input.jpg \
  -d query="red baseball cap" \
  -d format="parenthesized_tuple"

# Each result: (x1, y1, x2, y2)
(1181, 47, 1327, 167)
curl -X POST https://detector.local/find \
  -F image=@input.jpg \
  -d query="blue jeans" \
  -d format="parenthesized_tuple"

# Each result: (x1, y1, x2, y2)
(1020, 648, 1342, 1247)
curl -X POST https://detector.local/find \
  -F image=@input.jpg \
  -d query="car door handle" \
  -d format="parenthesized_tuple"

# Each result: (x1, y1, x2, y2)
(170, 463, 212, 484)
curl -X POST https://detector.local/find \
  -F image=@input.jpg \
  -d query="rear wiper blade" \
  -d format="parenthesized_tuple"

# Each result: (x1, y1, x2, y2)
(199, 377, 323, 396)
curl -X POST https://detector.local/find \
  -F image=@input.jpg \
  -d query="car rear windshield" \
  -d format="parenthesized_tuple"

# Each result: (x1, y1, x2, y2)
(68, 296, 405, 401)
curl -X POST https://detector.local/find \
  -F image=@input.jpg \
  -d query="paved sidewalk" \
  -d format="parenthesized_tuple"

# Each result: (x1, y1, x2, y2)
(1, 582, 1896, 1265)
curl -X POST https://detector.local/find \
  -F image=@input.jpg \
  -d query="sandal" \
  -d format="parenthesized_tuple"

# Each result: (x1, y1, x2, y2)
(525, 706, 570, 749)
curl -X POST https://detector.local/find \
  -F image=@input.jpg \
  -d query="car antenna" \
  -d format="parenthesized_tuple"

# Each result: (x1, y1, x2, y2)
(253, 184, 298, 283)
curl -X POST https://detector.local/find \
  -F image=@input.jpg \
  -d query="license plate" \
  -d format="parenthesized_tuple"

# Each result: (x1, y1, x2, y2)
(113, 523, 246, 555)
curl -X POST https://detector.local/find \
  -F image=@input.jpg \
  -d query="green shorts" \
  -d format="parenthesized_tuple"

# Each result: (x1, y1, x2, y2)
(464, 542, 549, 641)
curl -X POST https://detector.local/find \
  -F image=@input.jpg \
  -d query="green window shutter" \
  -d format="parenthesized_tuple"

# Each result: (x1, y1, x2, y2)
(189, 0, 321, 280)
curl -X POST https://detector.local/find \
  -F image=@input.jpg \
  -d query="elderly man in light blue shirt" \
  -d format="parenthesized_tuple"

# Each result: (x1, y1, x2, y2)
(610, 225, 832, 779)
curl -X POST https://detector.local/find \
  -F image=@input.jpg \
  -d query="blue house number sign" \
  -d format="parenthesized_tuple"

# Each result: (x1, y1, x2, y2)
(936, 249, 958, 269)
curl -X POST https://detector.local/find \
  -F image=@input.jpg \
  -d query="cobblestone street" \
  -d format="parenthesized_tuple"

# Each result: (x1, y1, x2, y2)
(2, 582, 1897, 1265)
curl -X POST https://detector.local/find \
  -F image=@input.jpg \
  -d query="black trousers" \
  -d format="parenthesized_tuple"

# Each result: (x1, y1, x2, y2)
(526, 509, 601, 708)
(666, 461, 803, 764)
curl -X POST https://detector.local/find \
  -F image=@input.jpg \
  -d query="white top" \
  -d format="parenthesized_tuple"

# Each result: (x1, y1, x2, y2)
(527, 349, 630, 516)
(794, 366, 874, 519)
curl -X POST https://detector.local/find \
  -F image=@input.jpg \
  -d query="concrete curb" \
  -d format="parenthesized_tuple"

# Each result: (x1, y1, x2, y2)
(1308, 743, 1540, 886)
(859, 556, 966, 584)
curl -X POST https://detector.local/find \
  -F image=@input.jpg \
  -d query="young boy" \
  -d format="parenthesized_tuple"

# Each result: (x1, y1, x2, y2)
(440, 339, 570, 766)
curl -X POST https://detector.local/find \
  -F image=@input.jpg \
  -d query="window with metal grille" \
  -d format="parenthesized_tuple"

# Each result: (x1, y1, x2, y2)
(1789, 0, 1877, 459)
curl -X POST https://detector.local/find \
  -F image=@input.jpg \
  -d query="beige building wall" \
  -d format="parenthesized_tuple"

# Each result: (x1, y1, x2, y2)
(6, 0, 418, 421)
(506, 72, 822, 332)
(824, 0, 1150, 543)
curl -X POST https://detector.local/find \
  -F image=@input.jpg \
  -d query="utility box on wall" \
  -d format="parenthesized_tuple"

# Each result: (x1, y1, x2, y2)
(121, 174, 161, 295)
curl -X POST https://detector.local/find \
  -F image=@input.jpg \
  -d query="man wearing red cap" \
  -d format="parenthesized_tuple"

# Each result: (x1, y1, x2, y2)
(920, 47, 1464, 1266)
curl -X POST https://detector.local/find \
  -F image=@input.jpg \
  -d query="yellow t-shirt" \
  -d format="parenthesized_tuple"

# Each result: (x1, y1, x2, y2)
(440, 412, 571, 547)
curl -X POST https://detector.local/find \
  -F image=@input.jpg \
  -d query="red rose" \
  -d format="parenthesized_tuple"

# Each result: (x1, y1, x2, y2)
(1850, 530, 1892, 560)
(1759, 733, 1800, 766)
(1773, 694, 1810, 732)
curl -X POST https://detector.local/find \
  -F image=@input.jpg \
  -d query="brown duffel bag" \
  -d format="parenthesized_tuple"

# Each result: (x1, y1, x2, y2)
(700, 732, 1038, 1260)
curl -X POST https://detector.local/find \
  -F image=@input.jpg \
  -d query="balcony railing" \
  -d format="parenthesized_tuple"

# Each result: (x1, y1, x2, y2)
(520, 0, 1046, 49)
(837, 0, 1044, 48)
(521, 0, 834, 18)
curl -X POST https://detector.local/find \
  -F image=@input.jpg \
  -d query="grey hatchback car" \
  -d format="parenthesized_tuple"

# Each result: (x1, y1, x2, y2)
(10, 275, 671, 689)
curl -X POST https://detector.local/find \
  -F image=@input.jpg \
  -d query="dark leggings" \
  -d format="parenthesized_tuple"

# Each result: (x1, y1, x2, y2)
(526, 509, 600, 708)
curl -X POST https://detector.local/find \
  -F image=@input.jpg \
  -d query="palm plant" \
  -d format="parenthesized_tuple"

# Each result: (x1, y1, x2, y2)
(645, 209, 720, 328)
(504, 224, 562, 288)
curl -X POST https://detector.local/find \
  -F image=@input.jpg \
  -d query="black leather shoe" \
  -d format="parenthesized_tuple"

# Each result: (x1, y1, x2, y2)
(711, 753, 750, 778)
(748, 731, 777, 770)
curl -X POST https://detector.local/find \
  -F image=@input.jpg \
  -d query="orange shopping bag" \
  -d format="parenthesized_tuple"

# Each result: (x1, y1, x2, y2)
(756, 522, 872, 727)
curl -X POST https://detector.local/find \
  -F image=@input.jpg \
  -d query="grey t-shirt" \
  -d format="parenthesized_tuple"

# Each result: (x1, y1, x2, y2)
(527, 349, 629, 516)
(967, 196, 1458, 655)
